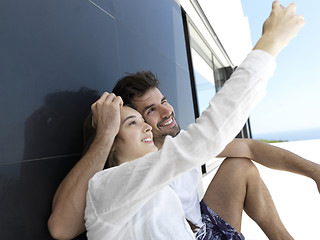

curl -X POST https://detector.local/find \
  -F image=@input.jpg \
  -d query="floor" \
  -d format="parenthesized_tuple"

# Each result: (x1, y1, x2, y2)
(202, 139, 320, 240)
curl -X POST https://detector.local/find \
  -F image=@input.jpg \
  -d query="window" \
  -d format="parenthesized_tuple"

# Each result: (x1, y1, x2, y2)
(190, 48, 216, 114)
(182, 9, 251, 175)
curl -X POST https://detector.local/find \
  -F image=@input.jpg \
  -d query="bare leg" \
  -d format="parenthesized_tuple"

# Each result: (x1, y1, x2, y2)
(203, 157, 293, 240)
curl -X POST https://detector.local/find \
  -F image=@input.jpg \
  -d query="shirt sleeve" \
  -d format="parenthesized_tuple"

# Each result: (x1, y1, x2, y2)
(85, 50, 276, 239)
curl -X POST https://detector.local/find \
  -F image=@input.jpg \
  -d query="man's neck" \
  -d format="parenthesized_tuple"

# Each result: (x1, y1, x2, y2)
(154, 130, 181, 150)
(154, 137, 165, 150)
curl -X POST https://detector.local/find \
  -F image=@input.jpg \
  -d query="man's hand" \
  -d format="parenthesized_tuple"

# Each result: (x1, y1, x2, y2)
(254, 1, 305, 57)
(91, 92, 123, 138)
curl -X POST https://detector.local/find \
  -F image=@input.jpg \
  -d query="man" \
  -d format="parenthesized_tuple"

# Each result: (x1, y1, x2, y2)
(48, 1, 314, 239)
(110, 70, 320, 239)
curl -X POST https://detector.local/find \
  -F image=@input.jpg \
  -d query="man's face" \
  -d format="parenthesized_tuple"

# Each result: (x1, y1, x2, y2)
(132, 87, 180, 148)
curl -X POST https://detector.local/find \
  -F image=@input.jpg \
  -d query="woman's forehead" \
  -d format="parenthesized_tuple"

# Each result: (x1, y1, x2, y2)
(121, 106, 142, 119)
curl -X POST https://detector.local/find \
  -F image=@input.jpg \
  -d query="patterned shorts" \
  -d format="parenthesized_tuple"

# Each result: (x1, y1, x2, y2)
(195, 200, 245, 240)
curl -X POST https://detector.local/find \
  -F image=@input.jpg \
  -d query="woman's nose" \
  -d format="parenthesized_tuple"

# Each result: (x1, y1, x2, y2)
(144, 123, 152, 132)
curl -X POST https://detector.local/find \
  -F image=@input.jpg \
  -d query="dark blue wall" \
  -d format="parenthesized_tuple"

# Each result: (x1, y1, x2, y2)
(0, 0, 194, 239)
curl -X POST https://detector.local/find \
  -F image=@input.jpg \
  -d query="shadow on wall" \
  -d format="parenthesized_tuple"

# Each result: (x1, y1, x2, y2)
(0, 87, 99, 240)
(24, 87, 100, 160)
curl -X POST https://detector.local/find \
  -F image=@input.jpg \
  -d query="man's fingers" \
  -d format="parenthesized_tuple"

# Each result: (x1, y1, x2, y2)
(99, 92, 111, 102)
(93, 92, 111, 108)
(114, 96, 124, 108)
(105, 93, 123, 107)
(91, 92, 122, 112)
(105, 93, 117, 103)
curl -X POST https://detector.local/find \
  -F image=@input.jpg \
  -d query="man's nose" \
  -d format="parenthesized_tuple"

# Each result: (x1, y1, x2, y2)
(159, 105, 172, 118)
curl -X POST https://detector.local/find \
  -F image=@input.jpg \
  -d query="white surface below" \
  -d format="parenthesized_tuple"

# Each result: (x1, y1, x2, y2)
(202, 139, 320, 240)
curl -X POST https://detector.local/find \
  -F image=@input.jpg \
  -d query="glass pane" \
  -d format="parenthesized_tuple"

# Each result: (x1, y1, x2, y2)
(191, 48, 216, 114)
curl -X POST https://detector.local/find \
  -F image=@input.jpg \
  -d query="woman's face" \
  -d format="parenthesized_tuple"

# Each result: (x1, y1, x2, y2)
(114, 106, 158, 165)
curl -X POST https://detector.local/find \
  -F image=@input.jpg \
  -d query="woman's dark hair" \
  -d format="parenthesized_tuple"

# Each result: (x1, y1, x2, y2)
(82, 71, 159, 168)
(82, 112, 95, 157)
(112, 71, 160, 105)
(82, 104, 133, 169)
(82, 113, 120, 169)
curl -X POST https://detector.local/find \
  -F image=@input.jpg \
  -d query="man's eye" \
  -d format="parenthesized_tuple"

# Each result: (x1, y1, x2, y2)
(147, 108, 155, 114)
(162, 100, 167, 104)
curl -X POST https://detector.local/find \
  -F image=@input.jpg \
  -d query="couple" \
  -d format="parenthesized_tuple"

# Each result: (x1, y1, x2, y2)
(48, 2, 319, 240)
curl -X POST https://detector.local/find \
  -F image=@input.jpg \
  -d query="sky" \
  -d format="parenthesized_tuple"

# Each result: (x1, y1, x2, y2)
(240, 0, 320, 137)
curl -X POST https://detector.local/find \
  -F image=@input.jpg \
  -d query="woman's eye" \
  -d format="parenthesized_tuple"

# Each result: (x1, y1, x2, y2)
(129, 121, 136, 126)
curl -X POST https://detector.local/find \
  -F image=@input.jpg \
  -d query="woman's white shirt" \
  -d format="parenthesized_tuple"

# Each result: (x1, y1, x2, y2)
(85, 50, 276, 240)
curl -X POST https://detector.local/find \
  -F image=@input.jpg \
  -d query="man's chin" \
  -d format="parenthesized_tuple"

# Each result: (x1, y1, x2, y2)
(162, 125, 180, 138)
(153, 123, 180, 141)
(171, 125, 180, 137)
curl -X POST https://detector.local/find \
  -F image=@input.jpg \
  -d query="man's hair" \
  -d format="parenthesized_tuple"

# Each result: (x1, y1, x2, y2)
(82, 71, 160, 168)
(112, 71, 160, 105)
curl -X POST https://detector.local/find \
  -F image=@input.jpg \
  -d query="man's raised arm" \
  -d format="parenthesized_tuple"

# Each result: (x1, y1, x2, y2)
(48, 93, 122, 239)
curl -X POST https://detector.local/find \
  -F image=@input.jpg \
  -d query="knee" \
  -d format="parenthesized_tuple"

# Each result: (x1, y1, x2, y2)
(222, 157, 259, 177)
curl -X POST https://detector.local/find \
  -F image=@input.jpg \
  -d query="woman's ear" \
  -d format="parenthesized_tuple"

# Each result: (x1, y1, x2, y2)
(110, 143, 120, 166)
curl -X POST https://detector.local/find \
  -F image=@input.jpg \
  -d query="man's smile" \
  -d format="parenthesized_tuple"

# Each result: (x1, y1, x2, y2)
(158, 114, 176, 128)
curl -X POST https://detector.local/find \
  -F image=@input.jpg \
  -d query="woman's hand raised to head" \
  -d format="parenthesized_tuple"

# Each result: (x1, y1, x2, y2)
(91, 92, 123, 139)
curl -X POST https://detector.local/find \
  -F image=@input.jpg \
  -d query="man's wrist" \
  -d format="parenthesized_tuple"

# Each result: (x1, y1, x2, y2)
(94, 129, 117, 145)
